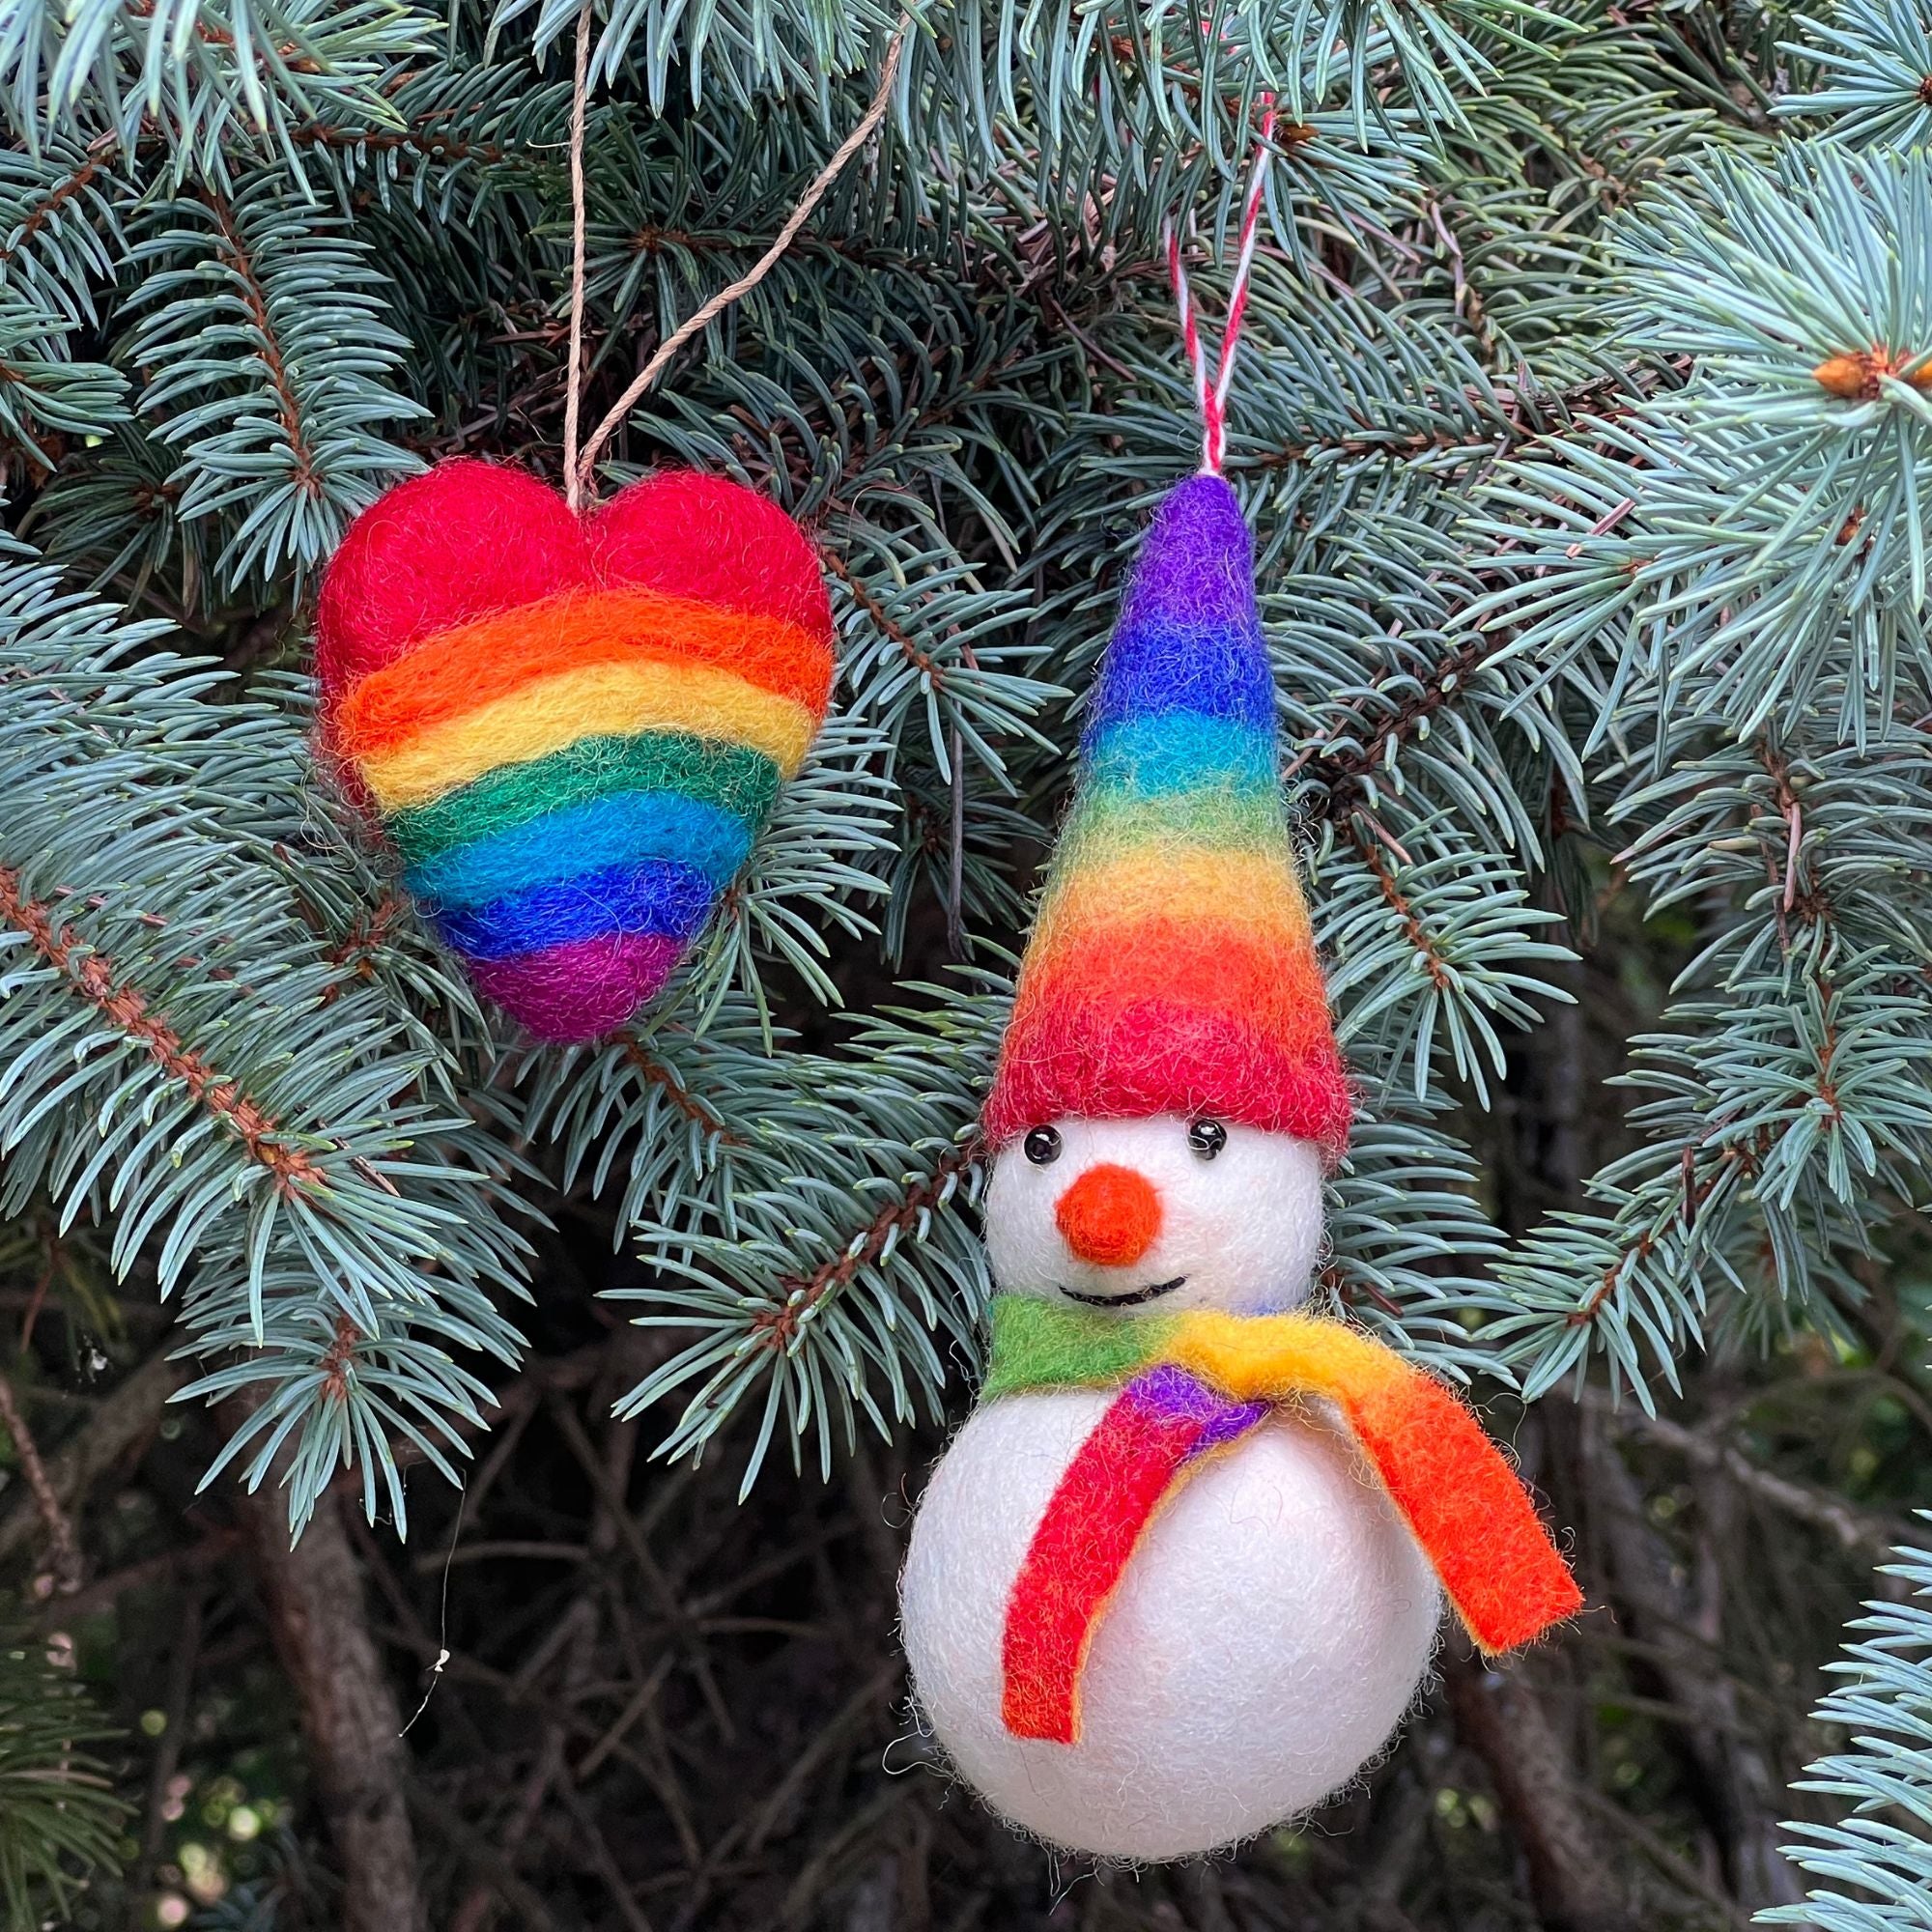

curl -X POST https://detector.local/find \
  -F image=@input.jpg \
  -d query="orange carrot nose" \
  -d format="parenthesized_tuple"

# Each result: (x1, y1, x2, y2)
(1055, 1163, 1162, 1268)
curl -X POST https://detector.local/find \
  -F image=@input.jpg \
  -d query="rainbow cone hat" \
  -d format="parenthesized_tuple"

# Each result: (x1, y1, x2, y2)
(982, 472, 1350, 1160)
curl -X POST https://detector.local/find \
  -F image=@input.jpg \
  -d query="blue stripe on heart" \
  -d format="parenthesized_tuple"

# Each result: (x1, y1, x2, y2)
(435, 859, 720, 960)
(406, 790, 753, 912)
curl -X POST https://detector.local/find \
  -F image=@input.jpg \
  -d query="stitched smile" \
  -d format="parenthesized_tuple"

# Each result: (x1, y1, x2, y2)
(1058, 1276, 1187, 1309)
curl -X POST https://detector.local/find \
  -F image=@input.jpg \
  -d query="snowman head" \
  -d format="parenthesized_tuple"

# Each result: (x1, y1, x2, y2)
(984, 1114, 1325, 1317)
(980, 474, 1351, 1313)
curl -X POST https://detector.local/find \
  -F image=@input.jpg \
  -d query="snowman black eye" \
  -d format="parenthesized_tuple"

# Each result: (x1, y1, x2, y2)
(1187, 1119, 1228, 1161)
(1023, 1126, 1063, 1166)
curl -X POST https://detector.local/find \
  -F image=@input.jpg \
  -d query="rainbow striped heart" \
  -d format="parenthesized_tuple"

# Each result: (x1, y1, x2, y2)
(314, 461, 835, 1040)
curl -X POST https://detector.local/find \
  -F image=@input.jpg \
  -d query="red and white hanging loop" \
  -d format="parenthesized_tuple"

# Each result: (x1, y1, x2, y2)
(1165, 97, 1276, 475)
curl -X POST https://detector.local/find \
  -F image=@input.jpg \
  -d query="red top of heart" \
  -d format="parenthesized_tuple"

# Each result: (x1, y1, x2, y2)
(315, 459, 834, 706)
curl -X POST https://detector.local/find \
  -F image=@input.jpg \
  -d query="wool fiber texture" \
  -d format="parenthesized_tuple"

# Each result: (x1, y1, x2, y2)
(899, 1384, 1439, 1861)
(314, 460, 835, 1040)
(1052, 1161, 1163, 1266)
(984, 1117, 1329, 1319)
(980, 471, 1351, 1158)
(982, 1295, 1584, 1657)
(999, 1363, 1268, 1743)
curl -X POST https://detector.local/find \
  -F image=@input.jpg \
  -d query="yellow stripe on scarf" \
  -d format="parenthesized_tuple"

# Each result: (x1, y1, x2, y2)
(1166, 1310, 1391, 1402)
(1163, 1309, 1582, 1655)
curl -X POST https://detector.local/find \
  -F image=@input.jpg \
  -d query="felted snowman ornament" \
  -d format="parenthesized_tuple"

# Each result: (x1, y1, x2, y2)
(898, 472, 1583, 1863)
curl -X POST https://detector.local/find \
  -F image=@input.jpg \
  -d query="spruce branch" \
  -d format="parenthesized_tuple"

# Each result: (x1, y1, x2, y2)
(756, 1133, 984, 1351)
(0, 865, 328, 1195)
(125, 173, 423, 588)
(1, 0, 438, 180)
(0, 1634, 126, 1924)
(569, 14, 910, 497)
(1781, 0, 1932, 149)
(0, 296, 126, 454)
(2, 4, 1928, 1912)
(0, 131, 123, 326)
(590, 985, 1006, 1486)
(1762, 1531, 1932, 1931)
(0, 543, 532, 1533)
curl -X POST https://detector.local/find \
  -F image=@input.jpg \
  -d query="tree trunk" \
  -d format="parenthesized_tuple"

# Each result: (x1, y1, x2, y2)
(236, 1481, 427, 1932)
(1443, 1645, 1639, 1932)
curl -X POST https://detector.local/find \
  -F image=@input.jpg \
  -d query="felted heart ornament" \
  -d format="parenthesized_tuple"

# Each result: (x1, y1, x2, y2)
(313, 460, 836, 1041)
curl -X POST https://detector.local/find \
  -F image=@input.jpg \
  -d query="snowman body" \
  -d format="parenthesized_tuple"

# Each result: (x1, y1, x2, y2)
(901, 1387, 1439, 1861)
(899, 1115, 1443, 1860)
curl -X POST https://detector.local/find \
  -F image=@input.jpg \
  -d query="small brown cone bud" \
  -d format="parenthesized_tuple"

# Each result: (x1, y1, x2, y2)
(1812, 348, 1932, 399)
(1814, 352, 1873, 399)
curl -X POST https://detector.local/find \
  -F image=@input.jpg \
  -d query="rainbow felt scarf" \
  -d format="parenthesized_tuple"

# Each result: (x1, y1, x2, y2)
(328, 583, 831, 1033)
(985, 1295, 1582, 1745)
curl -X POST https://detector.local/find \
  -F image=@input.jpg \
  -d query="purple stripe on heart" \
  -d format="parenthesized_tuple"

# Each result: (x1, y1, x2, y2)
(468, 930, 684, 1041)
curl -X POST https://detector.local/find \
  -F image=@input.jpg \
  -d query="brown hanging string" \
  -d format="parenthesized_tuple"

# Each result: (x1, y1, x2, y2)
(560, 13, 911, 508)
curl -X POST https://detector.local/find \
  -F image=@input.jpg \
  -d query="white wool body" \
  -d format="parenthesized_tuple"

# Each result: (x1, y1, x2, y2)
(900, 1388, 1441, 1861)
(984, 1116, 1326, 1316)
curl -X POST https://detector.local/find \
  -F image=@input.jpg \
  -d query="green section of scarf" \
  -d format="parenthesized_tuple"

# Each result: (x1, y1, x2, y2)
(980, 1294, 1181, 1399)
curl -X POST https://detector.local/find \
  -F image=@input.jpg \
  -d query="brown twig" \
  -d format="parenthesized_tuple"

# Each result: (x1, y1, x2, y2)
(1564, 1141, 1758, 1330)
(127, 1583, 205, 1917)
(34, 1531, 237, 1627)
(236, 1473, 427, 1932)
(1351, 824, 1451, 991)
(202, 193, 322, 498)
(290, 119, 509, 165)
(556, 1779, 656, 1932)
(1286, 635, 1493, 795)
(451, 1399, 654, 1932)
(408, 1782, 567, 1932)
(548, 1397, 735, 1741)
(758, 1138, 982, 1350)
(1570, 1784, 1757, 1931)
(0, 1371, 82, 1595)
(819, 548, 944, 684)
(126, 0, 321, 67)
(570, 17, 910, 497)
(1580, 1405, 1804, 1909)
(1251, 357, 1689, 474)
(15, 1227, 57, 1356)
(617, 1036, 743, 1143)
(447, 1602, 590, 1932)
(0, 130, 117, 273)
(1565, 495, 1636, 559)
(320, 889, 409, 989)
(0, 1349, 184, 1573)
(1581, 1390, 1907, 1557)
(1443, 1642, 1638, 1932)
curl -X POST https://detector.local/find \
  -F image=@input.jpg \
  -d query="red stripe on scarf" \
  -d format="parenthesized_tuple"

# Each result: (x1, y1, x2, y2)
(1001, 1389, 1207, 1743)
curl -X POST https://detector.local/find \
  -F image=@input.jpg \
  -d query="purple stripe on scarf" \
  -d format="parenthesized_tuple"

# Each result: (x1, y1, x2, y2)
(1127, 1362, 1269, 1454)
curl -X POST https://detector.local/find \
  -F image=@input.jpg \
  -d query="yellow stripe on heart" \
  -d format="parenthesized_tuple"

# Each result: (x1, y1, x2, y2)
(355, 660, 821, 812)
